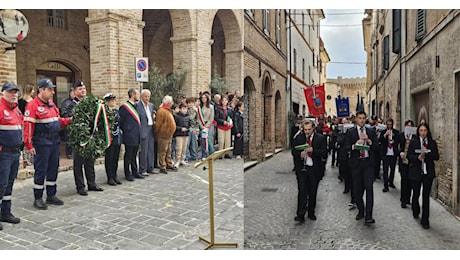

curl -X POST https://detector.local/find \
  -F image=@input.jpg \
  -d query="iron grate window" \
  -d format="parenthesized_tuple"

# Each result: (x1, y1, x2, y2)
(47, 9, 66, 29)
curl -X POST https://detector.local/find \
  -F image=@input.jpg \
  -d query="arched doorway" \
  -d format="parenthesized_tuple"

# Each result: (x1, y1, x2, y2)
(263, 73, 272, 144)
(275, 90, 283, 148)
(211, 10, 243, 93)
(143, 10, 173, 75)
(243, 76, 255, 158)
(36, 61, 75, 107)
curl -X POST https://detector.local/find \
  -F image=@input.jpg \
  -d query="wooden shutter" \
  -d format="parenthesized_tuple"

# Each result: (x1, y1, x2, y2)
(415, 9, 426, 41)
(383, 35, 389, 71)
(392, 9, 401, 54)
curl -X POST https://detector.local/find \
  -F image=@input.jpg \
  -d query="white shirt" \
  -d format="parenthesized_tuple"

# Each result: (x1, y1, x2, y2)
(304, 134, 314, 166)
(143, 101, 153, 126)
(420, 137, 428, 174)
(386, 129, 394, 156)
(358, 126, 369, 158)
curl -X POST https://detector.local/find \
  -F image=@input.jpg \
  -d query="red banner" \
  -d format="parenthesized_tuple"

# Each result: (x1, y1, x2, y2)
(304, 84, 326, 117)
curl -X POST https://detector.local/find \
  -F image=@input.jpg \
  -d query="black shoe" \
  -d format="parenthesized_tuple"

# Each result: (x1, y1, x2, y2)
(166, 166, 178, 172)
(422, 224, 430, 229)
(147, 170, 156, 174)
(125, 175, 135, 181)
(389, 183, 396, 188)
(0, 212, 20, 224)
(114, 178, 122, 184)
(308, 214, 317, 221)
(375, 176, 381, 180)
(108, 179, 117, 186)
(159, 169, 168, 174)
(224, 154, 232, 159)
(413, 213, 419, 219)
(88, 185, 104, 191)
(0, 222, 2, 230)
(356, 213, 364, 220)
(133, 174, 145, 179)
(343, 190, 350, 194)
(401, 203, 407, 208)
(365, 218, 376, 224)
(294, 216, 305, 222)
(383, 187, 389, 192)
(46, 196, 64, 205)
(331, 164, 335, 168)
(33, 199, 48, 210)
(292, 168, 295, 172)
(77, 189, 88, 196)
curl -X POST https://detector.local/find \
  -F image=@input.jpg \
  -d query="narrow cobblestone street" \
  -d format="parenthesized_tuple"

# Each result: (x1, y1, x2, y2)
(244, 150, 460, 249)
(0, 158, 243, 250)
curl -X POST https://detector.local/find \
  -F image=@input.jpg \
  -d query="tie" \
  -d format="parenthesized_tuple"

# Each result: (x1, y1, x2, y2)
(360, 127, 365, 158)
(388, 130, 392, 149)
(423, 138, 427, 150)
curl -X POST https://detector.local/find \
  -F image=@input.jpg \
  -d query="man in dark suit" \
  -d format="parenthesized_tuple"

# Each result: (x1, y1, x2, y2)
(292, 119, 327, 222)
(379, 118, 400, 192)
(136, 89, 156, 176)
(119, 88, 143, 181)
(344, 111, 379, 224)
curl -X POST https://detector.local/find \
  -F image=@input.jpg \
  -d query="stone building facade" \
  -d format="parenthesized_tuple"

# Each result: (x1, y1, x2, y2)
(325, 77, 367, 117)
(243, 9, 287, 161)
(363, 9, 460, 217)
(3, 9, 244, 107)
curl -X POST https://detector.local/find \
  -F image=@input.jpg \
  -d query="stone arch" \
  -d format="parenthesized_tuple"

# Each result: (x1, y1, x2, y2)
(243, 76, 256, 158)
(275, 90, 283, 148)
(263, 72, 273, 143)
(211, 10, 243, 93)
(36, 59, 80, 106)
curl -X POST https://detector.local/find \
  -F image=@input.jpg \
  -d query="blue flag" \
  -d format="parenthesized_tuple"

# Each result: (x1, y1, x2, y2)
(336, 96, 350, 118)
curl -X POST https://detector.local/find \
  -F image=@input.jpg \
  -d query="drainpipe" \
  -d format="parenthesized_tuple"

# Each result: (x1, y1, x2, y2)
(400, 9, 407, 127)
(288, 9, 293, 147)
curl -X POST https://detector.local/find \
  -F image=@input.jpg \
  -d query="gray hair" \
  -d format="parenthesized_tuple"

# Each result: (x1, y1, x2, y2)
(141, 89, 151, 96)
(162, 95, 173, 105)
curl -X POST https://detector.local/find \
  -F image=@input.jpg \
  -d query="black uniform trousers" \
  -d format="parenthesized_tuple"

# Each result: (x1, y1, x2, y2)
(124, 145, 139, 178)
(410, 176, 434, 225)
(382, 155, 397, 188)
(339, 159, 354, 203)
(351, 158, 374, 220)
(233, 135, 243, 156)
(374, 153, 382, 179)
(73, 152, 96, 191)
(296, 166, 320, 218)
(105, 142, 121, 181)
(399, 164, 411, 204)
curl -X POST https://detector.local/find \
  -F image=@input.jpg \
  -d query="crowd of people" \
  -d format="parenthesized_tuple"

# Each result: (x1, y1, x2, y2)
(291, 111, 439, 230)
(0, 79, 245, 231)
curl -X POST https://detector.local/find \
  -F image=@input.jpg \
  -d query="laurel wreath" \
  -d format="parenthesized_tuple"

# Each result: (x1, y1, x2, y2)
(68, 95, 115, 160)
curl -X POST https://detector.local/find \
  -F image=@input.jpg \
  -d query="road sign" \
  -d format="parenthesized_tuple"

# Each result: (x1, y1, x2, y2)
(135, 57, 149, 82)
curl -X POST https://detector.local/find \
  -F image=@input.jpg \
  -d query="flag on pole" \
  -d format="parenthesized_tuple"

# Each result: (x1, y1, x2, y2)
(335, 95, 350, 118)
(304, 84, 325, 117)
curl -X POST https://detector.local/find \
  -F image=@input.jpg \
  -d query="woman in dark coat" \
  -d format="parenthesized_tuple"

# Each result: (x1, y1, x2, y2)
(232, 102, 244, 159)
(406, 122, 439, 229)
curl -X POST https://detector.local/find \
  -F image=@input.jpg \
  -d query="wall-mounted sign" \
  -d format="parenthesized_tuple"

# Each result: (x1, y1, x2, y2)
(135, 57, 149, 82)
(0, 9, 29, 44)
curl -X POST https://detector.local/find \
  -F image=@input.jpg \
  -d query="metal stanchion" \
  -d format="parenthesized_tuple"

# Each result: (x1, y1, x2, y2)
(193, 147, 238, 250)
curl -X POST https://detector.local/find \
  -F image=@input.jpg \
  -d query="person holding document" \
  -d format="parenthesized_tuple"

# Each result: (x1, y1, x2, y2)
(344, 111, 379, 224)
(379, 118, 400, 192)
(397, 119, 415, 208)
(406, 122, 439, 229)
(292, 119, 327, 222)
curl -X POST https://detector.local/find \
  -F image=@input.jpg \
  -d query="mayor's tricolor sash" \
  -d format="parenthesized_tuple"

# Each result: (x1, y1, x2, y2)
(123, 101, 140, 126)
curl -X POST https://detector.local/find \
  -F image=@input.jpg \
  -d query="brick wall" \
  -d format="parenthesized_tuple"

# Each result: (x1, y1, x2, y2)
(0, 42, 16, 83)
(15, 10, 90, 93)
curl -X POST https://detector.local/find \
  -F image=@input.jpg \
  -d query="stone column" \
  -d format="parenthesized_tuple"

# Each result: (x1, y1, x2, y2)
(224, 48, 244, 93)
(86, 10, 144, 104)
(0, 42, 17, 83)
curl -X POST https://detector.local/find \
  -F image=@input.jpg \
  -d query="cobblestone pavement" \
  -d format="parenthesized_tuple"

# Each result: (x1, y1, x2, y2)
(0, 157, 243, 250)
(244, 150, 460, 250)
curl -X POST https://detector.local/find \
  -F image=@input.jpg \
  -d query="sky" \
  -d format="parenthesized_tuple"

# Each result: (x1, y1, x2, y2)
(320, 9, 368, 79)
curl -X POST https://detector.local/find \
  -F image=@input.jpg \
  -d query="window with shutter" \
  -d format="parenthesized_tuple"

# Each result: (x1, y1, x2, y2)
(46, 9, 66, 29)
(264, 9, 270, 36)
(276, 9, 281, 48)
(293, 48, 297, 74)
(415, 9, 426, 41)
(302, 59, 305, 80)
(392, 9, 401, 54)
(383, 35, 389, 71)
